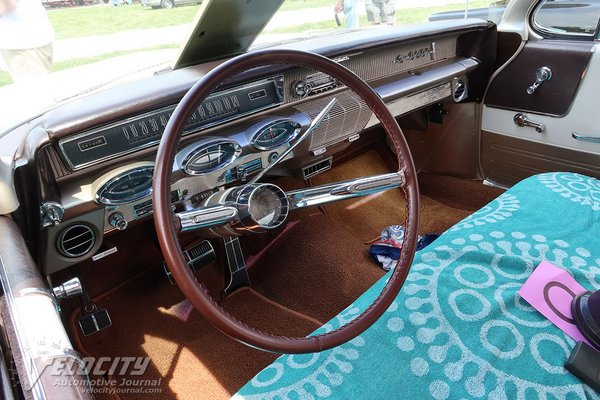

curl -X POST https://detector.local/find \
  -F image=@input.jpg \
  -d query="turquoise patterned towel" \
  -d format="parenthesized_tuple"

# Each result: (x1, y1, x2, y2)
(235, 173, 600, 400)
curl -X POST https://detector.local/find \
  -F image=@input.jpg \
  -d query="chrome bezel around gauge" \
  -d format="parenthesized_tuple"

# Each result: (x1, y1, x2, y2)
(250, 119, 302, 151)
(176, 138, 242, 176)
(93, 162, 154, 206)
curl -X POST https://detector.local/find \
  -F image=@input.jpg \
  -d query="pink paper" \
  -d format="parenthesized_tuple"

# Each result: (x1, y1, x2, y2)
(518, 260, 589, 344)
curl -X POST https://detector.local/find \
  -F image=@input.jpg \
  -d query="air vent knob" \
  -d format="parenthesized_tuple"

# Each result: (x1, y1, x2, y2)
(109, 212, 128, 231)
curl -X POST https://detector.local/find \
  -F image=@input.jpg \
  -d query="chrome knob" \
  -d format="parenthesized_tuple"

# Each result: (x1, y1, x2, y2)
(40, 202, 64, 227)
(108, 212, 128, 231)
(527, 66, 552, 95)
(52, 277, 82, 300)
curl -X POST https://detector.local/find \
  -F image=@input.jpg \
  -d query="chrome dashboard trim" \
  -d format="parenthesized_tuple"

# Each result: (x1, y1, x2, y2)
(58, 76, 284, 171)
(376, 57, 479, 102)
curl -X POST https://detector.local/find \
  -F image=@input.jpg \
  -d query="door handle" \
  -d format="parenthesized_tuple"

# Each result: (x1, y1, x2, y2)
(572, 133, 600, 143)
(514, 113, 545, 133)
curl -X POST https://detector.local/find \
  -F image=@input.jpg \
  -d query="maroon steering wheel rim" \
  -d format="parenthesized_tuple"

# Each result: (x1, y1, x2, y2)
(153, 48, 420, 354)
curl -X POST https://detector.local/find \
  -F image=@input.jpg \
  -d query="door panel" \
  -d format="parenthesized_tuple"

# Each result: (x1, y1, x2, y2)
(481, 42, 600, 187)
(485, 40, 594, 116)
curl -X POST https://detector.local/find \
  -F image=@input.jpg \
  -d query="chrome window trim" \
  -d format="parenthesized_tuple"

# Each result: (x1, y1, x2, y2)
(529, 0, 599, 40)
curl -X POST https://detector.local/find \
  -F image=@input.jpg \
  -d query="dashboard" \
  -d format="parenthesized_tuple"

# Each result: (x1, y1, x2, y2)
(14, 20, 496, 274)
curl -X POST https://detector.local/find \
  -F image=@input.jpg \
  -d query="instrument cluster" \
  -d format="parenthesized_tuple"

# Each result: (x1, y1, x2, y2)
(86, 114, 309, 234)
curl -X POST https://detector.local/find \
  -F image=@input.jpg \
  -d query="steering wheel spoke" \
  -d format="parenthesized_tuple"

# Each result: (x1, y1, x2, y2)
(286, 170, 405, 210)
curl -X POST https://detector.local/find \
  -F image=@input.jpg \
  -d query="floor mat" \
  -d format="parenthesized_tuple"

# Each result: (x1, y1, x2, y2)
(310, 150, 474, 242)
(70, 268, 321, 400)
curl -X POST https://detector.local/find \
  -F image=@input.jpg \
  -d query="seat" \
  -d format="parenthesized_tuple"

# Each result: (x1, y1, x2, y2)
(234, 172, 600, 399)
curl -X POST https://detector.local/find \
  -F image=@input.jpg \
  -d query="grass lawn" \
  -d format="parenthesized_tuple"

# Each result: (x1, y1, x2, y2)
(48, 4, 200, 40)
(47, 0, 332, 40)
(279, 0, 331, 11)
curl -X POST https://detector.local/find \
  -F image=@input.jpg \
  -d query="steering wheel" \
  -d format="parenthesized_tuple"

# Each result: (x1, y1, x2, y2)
(153, 49, 420, 354)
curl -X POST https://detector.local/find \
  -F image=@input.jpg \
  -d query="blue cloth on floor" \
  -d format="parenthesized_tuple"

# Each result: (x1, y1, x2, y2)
(369, 226, 440, 271)
(235, 172, 600, 400)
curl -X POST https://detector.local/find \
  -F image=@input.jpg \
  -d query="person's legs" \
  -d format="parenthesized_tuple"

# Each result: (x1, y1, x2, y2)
(381, 1, 395, 25)
(343, 0, 359, 28)
(365, 0, 381, 24)
(0, 43, 53, 83)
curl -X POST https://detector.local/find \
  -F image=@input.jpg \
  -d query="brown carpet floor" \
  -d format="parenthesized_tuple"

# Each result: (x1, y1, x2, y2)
(418, 172, 504, 211)
(247, 215, 385, 323)
(310, 150, 484, 243)
(71, 267, 321, 400)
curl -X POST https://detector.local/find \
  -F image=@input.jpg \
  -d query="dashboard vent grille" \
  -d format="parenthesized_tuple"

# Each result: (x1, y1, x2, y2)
(57, 224, 96, 258)
(303, 158, 332, 179)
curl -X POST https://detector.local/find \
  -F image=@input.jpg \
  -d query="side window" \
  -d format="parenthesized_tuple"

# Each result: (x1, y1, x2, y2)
(532, 0, 600, 38)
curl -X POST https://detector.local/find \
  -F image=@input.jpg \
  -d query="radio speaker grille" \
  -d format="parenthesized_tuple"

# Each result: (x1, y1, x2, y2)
(296, 93, 372, 151)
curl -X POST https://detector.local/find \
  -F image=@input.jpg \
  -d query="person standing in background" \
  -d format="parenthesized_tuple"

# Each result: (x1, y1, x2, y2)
(335, 0, 359, 29)
(0, 0, 55, 83)
(366, 0, 396, 25)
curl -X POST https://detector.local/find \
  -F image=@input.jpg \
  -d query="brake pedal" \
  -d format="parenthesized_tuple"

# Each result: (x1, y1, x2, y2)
(164, 240, 216, 284)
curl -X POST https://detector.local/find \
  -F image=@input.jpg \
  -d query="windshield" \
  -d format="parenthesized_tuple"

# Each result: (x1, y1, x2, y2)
(0, 0, 498, 131)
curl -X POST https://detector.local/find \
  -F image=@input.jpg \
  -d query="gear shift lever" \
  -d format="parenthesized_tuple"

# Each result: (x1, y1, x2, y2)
(572, 289, 600, 350)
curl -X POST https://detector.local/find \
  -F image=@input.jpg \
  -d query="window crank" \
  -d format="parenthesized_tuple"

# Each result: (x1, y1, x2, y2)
(514, 113, 545, 133)
(527, 66, 552, 95)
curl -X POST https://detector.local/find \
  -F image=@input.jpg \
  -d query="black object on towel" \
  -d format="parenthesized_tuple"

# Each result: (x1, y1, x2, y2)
(564, 341, 600, 393)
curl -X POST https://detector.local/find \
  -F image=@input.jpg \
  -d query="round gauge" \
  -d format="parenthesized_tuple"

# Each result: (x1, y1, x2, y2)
(180, 140, 241, 175)
(251, 119, 301, 151)
(95, 165, 154, 205)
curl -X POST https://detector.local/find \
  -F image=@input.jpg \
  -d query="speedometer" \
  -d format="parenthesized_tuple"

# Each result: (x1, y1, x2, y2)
(250, 119, 301, 150)
(178, 139, 242, 175)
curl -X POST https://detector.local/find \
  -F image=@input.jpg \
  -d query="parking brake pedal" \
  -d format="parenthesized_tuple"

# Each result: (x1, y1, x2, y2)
(52, 277, 112, 336)
(164, 240, 216, 284)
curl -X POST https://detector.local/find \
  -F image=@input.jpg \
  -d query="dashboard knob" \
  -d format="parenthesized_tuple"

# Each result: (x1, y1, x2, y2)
(292, 80, 309, 98)
(108, 212, 128, 231)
